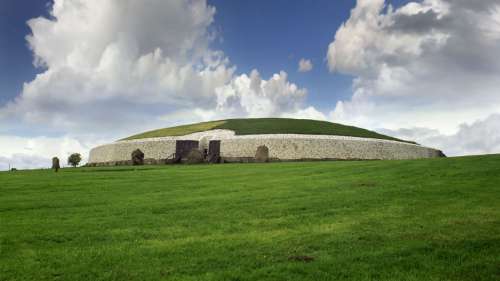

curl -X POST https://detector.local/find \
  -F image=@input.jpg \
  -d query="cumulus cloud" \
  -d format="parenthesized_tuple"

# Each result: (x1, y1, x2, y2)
(215, 70, 307, 117)
(298, 58, 313, 72)
(281, 106, 327, 121)
(0, 0, 236, 137)
(155, 70, 310, 123)
(380, 114, 500, 156)
(327, 0, 500, 154)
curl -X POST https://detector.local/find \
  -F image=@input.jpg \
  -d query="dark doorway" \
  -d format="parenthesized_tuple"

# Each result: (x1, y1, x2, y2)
(208, 140, 221, 163)
(175, 140, 199, 162)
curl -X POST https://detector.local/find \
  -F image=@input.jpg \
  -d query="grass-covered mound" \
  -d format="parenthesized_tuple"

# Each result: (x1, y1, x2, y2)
(122, 118, 414, 143)
(1, 155, 499, 280)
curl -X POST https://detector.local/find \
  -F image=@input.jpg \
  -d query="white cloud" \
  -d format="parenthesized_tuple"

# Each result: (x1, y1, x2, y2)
(157, 70, 311, 123)
(298, 58, 313, 72)
(0, 0, 238, 138)
(281, 106, 327, 121)
(326, 0, 500, 154)
(380, 114, 500, 156)
(0, 154, 51, 171)
(215, 70, 307, 118)
(0, 135, 98, 170)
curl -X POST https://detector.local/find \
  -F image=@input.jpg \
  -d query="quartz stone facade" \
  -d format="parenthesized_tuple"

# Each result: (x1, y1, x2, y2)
(88, 129, 443, 165)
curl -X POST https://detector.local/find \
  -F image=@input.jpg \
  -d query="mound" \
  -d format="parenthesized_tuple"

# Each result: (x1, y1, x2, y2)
(122, 118, 414, 143)
(89, 118, 443, 165)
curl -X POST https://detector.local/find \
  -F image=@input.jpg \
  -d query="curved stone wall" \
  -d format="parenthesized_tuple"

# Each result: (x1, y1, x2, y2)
(88, 139, 177, 164)
(219, 136, 439, 161)
(88, 130, 230, 164)
(88, 129, 442, 164)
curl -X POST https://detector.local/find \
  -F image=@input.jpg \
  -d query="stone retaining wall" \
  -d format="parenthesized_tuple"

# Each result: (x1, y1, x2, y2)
(88, 129, 442, 164)
(220, 137, 440, 161)
(88, 139, 177, 164)
(88, 130, 231, 164)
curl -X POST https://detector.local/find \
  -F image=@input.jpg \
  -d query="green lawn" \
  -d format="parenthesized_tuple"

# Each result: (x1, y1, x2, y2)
(1, 155, 499, 281)
(122, 118, 414, 143)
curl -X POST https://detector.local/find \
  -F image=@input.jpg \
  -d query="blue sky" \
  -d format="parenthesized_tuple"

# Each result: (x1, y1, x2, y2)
(1, 0, 500, 169)
(0, 1, 49, 105)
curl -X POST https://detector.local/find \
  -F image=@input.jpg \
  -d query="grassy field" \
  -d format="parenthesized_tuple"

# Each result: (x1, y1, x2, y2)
(1, 155, 499, 281)
(123, 118, 414, 143)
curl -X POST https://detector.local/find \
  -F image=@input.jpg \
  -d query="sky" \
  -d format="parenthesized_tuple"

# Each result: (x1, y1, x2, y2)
(1, 0, 500, 170)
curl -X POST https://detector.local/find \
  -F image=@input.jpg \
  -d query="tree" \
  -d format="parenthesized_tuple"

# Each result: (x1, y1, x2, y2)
(67, 153, 82, 167)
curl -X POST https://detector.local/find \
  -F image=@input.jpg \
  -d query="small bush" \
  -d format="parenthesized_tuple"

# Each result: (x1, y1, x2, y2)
(68, 153, 82, 167)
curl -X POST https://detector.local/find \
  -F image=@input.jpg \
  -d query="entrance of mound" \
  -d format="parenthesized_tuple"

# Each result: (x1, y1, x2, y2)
(174, 138, 221, 163)
(208, 140, 221, 163)
(175, 140, 199, 162)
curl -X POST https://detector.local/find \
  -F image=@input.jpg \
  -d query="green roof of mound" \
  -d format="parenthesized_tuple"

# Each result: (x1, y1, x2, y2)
(122, 118, 415, 144)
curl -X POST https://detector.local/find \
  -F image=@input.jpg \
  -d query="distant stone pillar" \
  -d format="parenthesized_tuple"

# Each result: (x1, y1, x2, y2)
(52, 157, 60, 172)
(131, 149, 145, 165)
(255, 145, 269, 163)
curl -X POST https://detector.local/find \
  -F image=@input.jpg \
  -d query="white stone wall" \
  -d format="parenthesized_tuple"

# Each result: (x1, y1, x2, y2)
(88, 130, 233, 163)
(88, 129, 442, 163)
(88, 139, 177, 163)
(219, 136, 439, 160)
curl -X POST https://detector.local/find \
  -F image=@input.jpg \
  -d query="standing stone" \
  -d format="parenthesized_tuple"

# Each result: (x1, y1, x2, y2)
(255, 145, 269, 163)
(52, 157, 60, 172)
(131, 149, 145, 165)
(187, 149, 204, 164)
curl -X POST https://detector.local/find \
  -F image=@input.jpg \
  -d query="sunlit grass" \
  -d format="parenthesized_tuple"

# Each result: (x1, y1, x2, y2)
(1, 155, 498, 280)
(122, 120, 226, 140)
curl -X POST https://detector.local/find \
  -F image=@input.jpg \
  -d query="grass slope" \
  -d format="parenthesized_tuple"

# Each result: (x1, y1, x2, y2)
(123, 120, 226, 140)
(1, 155, 499, 281)
(123, 118, 414, 143)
